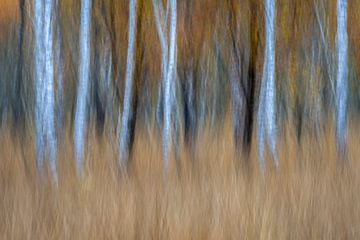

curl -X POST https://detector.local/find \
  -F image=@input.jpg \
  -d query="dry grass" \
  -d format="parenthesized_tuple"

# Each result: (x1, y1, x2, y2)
(0, 121, 360, 240)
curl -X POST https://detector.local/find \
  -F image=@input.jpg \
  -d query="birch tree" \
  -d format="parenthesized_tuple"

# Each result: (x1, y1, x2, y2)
(74, 0, 92, 175)
(257, 0, 277, 175)
(118, 0, 137, 168)
(336, 0, 348, 156)
(44, 0, 57, 180)
(163, 0, 177, 172)
(34, 0, 45, 178)
(34, 0, 57, 181)
(55, 0, 64, 139)
(226, 0, 259, 158)
(153, 0, 180, 172)
(154, 0, 169, 132)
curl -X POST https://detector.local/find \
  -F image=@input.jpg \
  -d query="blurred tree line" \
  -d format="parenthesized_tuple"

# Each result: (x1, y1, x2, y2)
(0, 0, 358, 175)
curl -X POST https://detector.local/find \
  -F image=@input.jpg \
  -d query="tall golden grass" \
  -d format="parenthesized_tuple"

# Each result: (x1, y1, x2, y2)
(0, 120, 359, 239)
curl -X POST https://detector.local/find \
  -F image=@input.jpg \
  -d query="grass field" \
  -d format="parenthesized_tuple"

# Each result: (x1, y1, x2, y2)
(0, 120, 359, 239)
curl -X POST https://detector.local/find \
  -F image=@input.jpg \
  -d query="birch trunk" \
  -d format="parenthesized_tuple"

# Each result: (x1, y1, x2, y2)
(43, 0, 57, 181)
(74, 0, 92, 175)
(34, 0, 45, 177)
(258, 0, 277, 175)
(163, 0, 177, 173)
(118, 0, 137, 167)
(336, 0, 348, 156)
(34, 0, 57, 181)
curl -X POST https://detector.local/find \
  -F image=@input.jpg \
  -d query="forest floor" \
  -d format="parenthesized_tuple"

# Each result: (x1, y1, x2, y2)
(0, 120, 360, 239)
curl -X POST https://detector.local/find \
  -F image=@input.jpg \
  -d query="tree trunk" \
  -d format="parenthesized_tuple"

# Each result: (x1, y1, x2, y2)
(34, 0, 57, 181)
(34, 0, 45, 178)
(74, 0, 92, 175)
(336, 0, 348, 156)
(118, 0, 137, 168)
(163, 0, 177, 173)
(13, 0, 26, 130)
(257, 0, 277, 175)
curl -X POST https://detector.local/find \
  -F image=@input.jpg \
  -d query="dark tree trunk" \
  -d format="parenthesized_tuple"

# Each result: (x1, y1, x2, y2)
(182, 0, 197, 148)
(127, 0, 144, 159)
(93, 17, 106, 137)
(13, 0, 26, 130)
(243, 0, 259, 155)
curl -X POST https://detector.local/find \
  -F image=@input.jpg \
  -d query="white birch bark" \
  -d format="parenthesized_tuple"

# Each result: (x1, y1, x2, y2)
(163, 0, 177, 173)
(43, 0, 57, 181)
(336, 0, 348, 156)
(74, 0, 92, 175)
(258, 0, 277, 175)
(55, 0, 64, 139)
(34, 0, 45, 178)
(34, 0, 57, 181)
(153, 0, 169, 131)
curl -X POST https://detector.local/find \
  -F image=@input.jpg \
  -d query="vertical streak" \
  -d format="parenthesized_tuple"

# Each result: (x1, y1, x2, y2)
(35, 0, 45, 178)
(163, 0, 177, 174)
(258, 0, 277, 175)
(257, 53, 268, 175)
(14, 0, 25, 127)
(265, 0, 278, 166)
(336, 0, 348, 156)
(119, 0, 137, 167)
(74, 0, 92, 175)
(153, 0, 168, 131)
(44, 0, 57, 181)
(55, 0, 64, 139)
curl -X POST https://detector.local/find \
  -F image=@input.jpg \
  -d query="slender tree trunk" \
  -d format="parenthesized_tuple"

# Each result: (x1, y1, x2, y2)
(55, 0, 64, 140)
(244, 0, 259, 156)
(198, 49, 209, 132)
(153, 0, 169, 132)
(13, 0, 26, 130)
(336, 0, 348, 156)
(74, 0, 92, 175)
(227, 0, 257, 159)
(163, 0, 177, 173)
(34, 0, 57, 181)
(34, 0, 45, 178)
(182, 0, 196, 149)
(109, 0, 120, 111)
(118, 0, 137, 167)
(227, 0, 243, 151)
(44, 0, 57, 181)
(93, 14, 105, 137)
(257, 0, 277, 175)
(182, 68, 196, 149)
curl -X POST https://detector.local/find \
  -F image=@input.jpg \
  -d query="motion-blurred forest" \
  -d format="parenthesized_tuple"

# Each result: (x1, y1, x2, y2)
(1, 0, 360, 239)
(1, 0, 360, 138)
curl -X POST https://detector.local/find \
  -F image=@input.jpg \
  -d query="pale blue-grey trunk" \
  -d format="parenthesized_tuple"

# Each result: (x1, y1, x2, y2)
(257, 0, 277, 175)
(153, 0, 180, 170)
(34, 0, 57, 181)
(44, 0, 57, 181)
(336, 0, 348, 156)
(171, 48, 180, 168)
(35, 0, 45, 178)
(257, 54, 267, 175)
(163, 0, 177, 173)
(55, 0, 64, 139)
(198, 52, 209, 132)
(118, 0, 137, 167)
(153, 0, 169, 131)
(74, 0, 92, 175)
